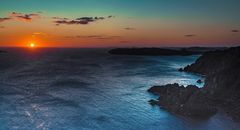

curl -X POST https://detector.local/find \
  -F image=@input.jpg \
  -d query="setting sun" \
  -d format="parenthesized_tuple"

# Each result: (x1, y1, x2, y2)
(30, 43, 35, 48)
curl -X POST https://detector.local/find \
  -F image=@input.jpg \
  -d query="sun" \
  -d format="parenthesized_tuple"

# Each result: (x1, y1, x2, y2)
(29, 43, 35, 48)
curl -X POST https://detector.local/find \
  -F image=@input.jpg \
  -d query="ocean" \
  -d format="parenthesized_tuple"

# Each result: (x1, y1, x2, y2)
(0, 48, 239, 130)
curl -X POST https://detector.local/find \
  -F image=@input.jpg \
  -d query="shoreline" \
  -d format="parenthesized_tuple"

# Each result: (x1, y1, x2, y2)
(148, 46, 240, 121)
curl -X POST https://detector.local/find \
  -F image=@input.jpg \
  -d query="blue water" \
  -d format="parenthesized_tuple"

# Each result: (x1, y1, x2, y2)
(0, 48, 239, 130)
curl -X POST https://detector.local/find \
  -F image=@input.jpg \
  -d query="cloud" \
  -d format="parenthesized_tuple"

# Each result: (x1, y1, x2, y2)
(76, 17, 103, 21)
(32, 32, 47, 36)
(231, 30, 239, 33)
(52, 17, 69, 20)
(54, 15, 114, 25)
(37, 11, 43, 14)
(76, 35, 104, 38)
(107, 15, 114, 18)
(185, 34, 196, 37)
(0, 26, 5, 29)
(124, 27, 136, 30)
(32, 32, 48, 38)
(0, 17, 11, 22)
(55, 20, 90, 25)
(96, 36, 121, 40)
(0, 12, 41, 23)
(66, 35, 121, 40)
(10, 12, 41, 22)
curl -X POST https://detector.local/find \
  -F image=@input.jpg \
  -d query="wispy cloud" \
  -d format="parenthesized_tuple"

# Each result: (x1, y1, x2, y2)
(0, 17, 11, 23)
(65, 35, 121, 40)
(32, 32, 47, 36)
(76, 35, 104, 38)
(231, 29, 239, 33)
(10, 12, 41, 22)
(0, 12, 41, 23)
(185, 34, 196, 37)
(54, 15, 114, 26)
(0, 26, 5, 29)
(124, 27, 136, 30)
(52, 17, 69, 20)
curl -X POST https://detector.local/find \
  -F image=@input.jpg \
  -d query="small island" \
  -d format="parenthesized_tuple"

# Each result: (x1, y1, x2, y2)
(148, 46, 240, 121)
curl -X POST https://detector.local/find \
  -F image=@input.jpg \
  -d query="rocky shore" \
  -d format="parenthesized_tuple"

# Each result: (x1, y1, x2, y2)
(148, 47, 240, 121)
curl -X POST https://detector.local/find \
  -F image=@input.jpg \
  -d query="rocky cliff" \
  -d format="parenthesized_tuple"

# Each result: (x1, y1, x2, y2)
(148, 47, 240, 121)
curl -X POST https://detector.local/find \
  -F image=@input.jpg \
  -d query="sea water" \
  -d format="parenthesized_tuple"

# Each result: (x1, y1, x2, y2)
(0, 48, 239, 130)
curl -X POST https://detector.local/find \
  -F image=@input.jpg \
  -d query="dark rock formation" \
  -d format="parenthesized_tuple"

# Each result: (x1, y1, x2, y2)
(148, 83, 217, 119)
(148, 99, 159, 106)
(178, 68, 184, 72)
(196, 79, 203, 84)
(148, 47, 240, 121)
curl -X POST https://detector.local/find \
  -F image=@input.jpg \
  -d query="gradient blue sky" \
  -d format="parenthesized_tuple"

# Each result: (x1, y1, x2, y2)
(0, 0, 239, 47)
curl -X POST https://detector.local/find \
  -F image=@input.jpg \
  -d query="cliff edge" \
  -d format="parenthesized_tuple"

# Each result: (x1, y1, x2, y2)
(148, 47, 240, 121)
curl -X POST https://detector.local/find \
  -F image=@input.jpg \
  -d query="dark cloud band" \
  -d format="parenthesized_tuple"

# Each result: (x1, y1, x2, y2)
(10, 12, 41, 21)
(54, 15, 114, 25)
(231, 30, 239, 33)
(185, 34, 196, 37)
(66, 35, 121, 40)
(124, 27, 135, 30)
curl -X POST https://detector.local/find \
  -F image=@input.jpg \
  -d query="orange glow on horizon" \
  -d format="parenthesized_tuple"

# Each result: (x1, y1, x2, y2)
(30, 43, 35, 48)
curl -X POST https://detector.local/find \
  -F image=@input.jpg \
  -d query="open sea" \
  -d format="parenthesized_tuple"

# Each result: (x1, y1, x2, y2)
(0, 48, 239, 130)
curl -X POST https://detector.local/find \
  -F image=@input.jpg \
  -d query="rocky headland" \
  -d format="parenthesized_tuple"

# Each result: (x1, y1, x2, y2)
(148, 47, 240, 121)
(0, 50, 7, 53)
(108, 47, 222, 56)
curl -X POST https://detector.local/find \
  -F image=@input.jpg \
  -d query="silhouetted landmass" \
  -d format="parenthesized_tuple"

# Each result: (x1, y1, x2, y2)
(148, 47, 240, 121)
(108, 47, 225, 56)
(0, 50, 7, 53)
(148, 83, 217, 119)
(184, 47, 226, 53)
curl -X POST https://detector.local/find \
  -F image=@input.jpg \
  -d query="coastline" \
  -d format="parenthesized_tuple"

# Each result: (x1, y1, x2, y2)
(148, 47, 240, 121)
(108, 47, 224, 56)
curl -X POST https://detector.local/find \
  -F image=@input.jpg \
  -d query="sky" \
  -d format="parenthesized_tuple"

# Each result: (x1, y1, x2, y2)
(0, 0, 240, 47)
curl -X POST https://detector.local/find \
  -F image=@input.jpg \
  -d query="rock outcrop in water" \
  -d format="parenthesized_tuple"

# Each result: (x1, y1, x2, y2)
(148, 83, 217, 119)
(148, 47, 240, 121)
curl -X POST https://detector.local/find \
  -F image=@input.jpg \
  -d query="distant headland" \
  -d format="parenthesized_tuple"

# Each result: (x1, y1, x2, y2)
(108, 47, 225, 56)
(0, 50, 7, 53)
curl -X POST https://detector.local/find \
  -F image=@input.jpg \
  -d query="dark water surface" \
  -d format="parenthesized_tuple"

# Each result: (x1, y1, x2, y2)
(0, 48, 239, 130)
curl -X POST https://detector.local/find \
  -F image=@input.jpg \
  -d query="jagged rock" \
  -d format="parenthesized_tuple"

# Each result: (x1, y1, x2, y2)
(148, 47, 240, 121)
(183, 47, 240, 121)
(178, 68, 184, 72)
(148, 99, 159, 106)
(197, 79, 203, 84)
(148, 84, 217, 119)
